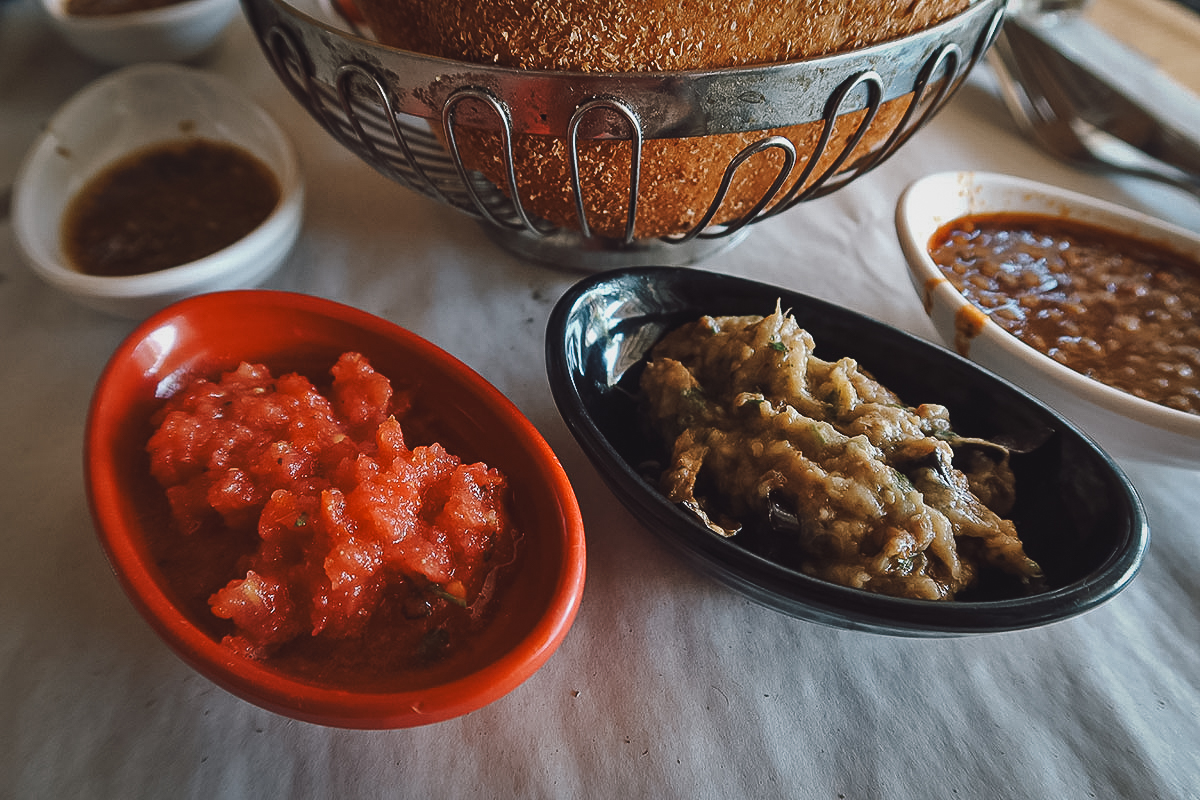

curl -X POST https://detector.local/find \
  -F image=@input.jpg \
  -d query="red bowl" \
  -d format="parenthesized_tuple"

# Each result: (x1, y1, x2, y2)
(85, 290, 586, 728)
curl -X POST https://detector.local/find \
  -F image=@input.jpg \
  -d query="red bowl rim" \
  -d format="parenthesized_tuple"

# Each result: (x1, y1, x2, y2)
(84, 289, 586, 728)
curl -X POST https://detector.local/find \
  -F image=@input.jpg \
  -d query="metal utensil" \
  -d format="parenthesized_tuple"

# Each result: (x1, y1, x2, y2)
(1005, 12, 1200, 177)
(988, 16, 1200, 200)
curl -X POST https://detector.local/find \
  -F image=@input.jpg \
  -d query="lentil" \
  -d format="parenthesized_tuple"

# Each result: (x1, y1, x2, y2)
(929, 213, 1200, 415)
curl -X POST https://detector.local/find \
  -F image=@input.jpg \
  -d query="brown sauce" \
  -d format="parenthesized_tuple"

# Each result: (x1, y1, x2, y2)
(62, 138, 280, 277)
(64, 0, 194, 16)
(928, 213, 1200, 415)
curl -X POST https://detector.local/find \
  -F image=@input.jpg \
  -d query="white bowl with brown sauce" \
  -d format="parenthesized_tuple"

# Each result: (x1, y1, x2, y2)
(546, 266, 1147, 636)
(39, 0, 239, 66)
(12, 63, 303, 319)
(897, 171, 1200, 465)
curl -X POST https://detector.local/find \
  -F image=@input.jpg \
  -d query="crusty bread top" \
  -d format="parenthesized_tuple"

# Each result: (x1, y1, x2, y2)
(356, 0, 971, 72)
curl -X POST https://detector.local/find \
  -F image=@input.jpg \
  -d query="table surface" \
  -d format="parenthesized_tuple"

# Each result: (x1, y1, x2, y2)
(1086, 0, 1200, 93)
(2, 2, 1198, 798)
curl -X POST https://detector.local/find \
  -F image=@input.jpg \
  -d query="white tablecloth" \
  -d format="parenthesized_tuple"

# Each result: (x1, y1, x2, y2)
(2, 4, 1198, 798)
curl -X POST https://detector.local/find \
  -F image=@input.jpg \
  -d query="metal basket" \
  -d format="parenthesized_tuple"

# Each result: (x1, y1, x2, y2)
(241, 0, 1007, 269)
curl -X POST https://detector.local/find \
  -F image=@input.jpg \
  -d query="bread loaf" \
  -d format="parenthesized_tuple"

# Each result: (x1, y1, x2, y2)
(353, 0, 971, 238)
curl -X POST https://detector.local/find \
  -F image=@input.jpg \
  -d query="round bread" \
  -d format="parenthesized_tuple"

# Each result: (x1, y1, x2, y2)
(353, 0, 971, 239)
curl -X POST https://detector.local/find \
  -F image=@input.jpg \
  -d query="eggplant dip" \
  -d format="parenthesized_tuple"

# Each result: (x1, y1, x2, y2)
(638, 305, 1042, 601)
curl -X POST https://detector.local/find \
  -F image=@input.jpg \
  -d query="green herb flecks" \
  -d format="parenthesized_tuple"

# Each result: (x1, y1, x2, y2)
(890, 467, 914, 492)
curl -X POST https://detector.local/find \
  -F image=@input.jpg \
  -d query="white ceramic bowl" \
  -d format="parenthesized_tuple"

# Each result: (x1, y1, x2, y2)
(12, 63, 304, 319)
(896, 170, 1200, 464)
(40, 0, 239, 66)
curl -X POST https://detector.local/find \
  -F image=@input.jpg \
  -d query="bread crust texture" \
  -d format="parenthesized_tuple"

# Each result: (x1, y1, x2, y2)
(352, 0, 970, 238)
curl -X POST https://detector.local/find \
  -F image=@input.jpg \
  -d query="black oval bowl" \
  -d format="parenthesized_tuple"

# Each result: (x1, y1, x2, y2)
(546, 266, 1149, 636)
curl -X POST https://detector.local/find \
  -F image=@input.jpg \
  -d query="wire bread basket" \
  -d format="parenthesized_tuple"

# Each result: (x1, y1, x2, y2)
(241, 0, 1007, 269)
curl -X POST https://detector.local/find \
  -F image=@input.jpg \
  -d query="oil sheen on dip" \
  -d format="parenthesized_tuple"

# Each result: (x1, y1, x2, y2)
(62, 138, 280, 277)
(928, 213, 1200, 416)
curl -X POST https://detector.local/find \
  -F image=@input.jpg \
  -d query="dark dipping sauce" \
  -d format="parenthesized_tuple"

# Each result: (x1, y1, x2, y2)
(929, 212, 1200, 415)
(62, 138, 280, 277)
(65, 0, 194, 16)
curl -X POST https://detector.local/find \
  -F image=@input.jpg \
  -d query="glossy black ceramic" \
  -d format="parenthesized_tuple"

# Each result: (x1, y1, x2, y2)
(546, 266, 1149, 636)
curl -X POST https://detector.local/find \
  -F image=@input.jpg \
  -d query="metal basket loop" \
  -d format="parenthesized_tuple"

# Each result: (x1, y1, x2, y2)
(760, 70, 884, 218)
(261, 24, 306, 98)
(817, 70, 886, 182)
(870, 43, 965, 168)
(443, 88, 556, 236)
(974, 5, 1010, 63)
(568, 98, 643, 243)
(334, 63, 448, 204)
(673, 136, 798, 243)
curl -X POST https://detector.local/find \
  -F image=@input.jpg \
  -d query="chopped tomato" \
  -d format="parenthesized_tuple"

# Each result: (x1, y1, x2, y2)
(146, 352, 517, 669)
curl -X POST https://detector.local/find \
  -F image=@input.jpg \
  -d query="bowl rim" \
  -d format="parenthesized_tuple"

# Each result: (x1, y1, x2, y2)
(40, 0, 237, 26)
(11, 63, 304, 300)
(85, 290, 586, 727)
(546, 265, 1148, 636)
(896, 169, 1200, 443)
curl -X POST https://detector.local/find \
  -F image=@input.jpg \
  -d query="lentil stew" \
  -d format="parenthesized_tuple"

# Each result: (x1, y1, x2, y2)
(928, 213, 1200, 415)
